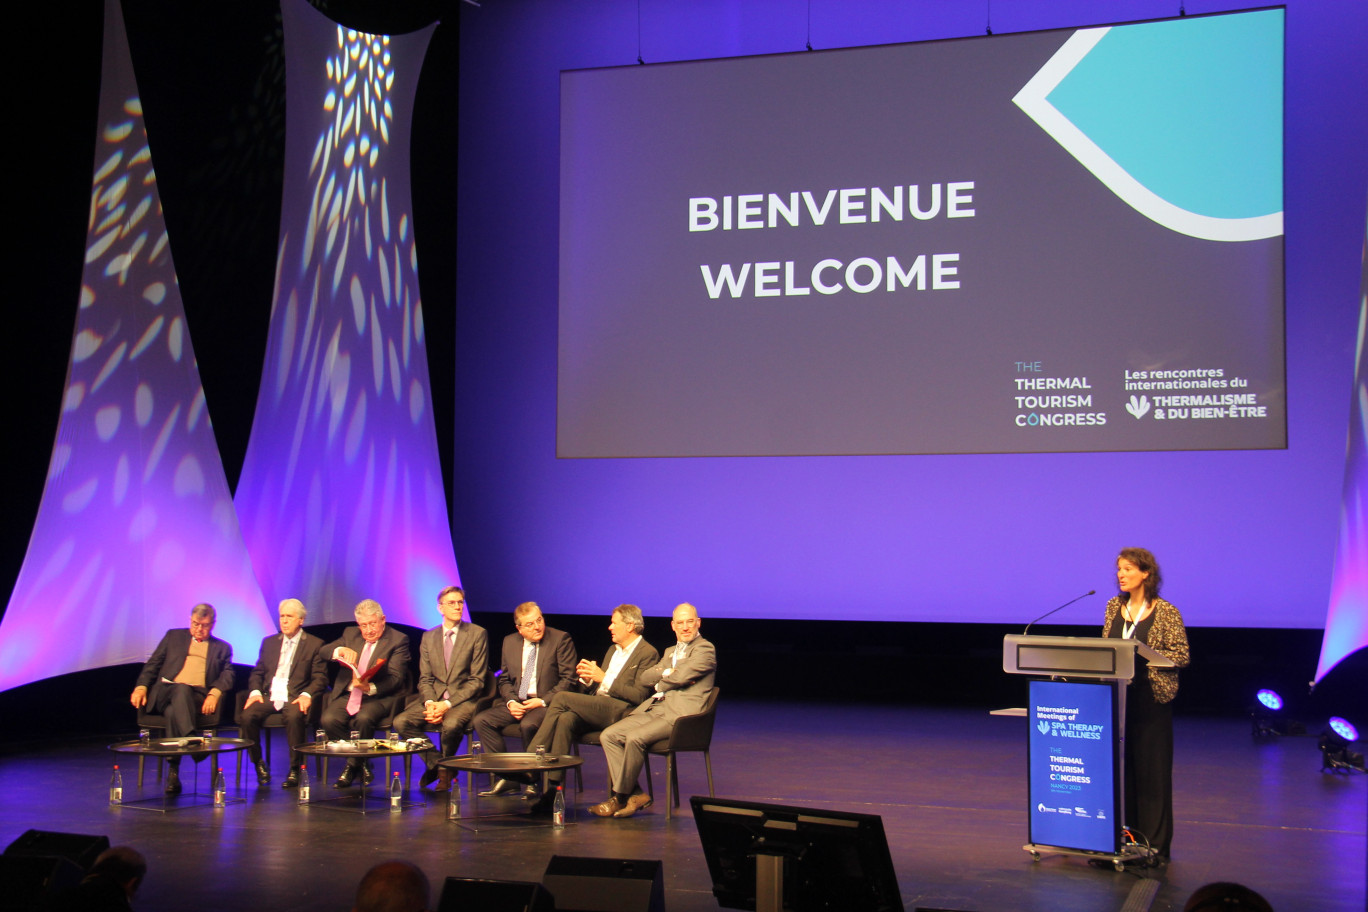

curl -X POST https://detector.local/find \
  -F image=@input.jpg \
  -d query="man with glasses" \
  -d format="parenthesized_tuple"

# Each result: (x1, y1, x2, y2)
(394, 586, 488, 791)
(592, 602, 715, 819)
(321, 599, 412, 787)
(471, 601, 577, 797)
(129, 603, 235, 795)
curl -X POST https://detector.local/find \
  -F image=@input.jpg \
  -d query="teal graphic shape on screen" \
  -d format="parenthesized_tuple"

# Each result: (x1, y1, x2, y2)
(1015, 9, 1283, 241)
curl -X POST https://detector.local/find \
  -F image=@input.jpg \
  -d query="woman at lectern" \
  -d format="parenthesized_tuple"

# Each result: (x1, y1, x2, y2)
(1102, 547, 1190, 863)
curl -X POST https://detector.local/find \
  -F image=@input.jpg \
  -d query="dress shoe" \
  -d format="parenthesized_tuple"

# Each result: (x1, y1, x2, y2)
(527, 791, 556, 817)
(523, 783, 540, 799)
(282, 768, 301, 789)
(164, 769, 182, 796)
(334, 765, 359, 788)
(478, 777, 521, 797)
(254, 760, 271, 785)
(589, 795, 624, 817)
(419, 767, 440, 789)
(434, 768, 453, 792)
(359, 763, 375, 786)
(613, 791, 653, 818)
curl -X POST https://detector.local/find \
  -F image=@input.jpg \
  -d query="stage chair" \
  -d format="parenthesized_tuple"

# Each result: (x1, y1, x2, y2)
(647, 686, 719, 819)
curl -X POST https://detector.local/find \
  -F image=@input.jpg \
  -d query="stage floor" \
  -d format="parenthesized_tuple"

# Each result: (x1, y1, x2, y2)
(1, 701, 1363, 912)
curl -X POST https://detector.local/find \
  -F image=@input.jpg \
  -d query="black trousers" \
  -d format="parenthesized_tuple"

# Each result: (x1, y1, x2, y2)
(1124, 681, 1175, 857)
(527, 692, 633, 785)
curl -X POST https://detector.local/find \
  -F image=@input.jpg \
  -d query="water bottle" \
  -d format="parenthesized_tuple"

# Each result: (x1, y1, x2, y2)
(109, 765, 123, 806)
(552, 785, 566, 827)
(213, 767, 226, 807)
(389, 771, 402, 812)
(297, 764, 310, 803)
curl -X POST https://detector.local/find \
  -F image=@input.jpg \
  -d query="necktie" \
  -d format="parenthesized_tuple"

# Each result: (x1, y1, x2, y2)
(517, 643, 538, 701)
(346, 641, 375, 715)
(443, 629, 455, 667)
(272, 638, 295, 710)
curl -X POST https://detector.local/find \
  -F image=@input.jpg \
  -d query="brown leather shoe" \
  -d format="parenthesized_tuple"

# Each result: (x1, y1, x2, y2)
(589, 795, 624, 817)
(434, 768, 453, 792)
(613, 792, 653, 818)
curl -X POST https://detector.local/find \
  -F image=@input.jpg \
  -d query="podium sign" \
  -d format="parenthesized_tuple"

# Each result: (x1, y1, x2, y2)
(1027, 679, 1119, 854)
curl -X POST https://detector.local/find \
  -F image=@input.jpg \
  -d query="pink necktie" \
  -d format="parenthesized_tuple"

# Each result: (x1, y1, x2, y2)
(346, 642, 375, 715)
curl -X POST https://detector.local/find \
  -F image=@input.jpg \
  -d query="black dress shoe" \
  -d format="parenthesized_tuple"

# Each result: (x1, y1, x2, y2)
(360, 763, 374, 786)
(282, 768, 301, 789)
(255, 761, 271, 785)
(419, 767, 440, 789)
(164, 769, 182, 796)
(478, 777, 520, 797)
(526, 791, 556, 817)
(334, 765, 359, 788)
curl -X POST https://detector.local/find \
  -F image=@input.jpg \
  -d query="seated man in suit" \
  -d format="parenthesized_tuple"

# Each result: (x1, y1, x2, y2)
(393, 586, 489, 791)
(320, 599, 412, 787)
(240, 598, 328, 787)
(472, 601, 577, 797)
(129, 603, 234, 795)
(592, 602, 716, 818)
(525, 604, 659, 814)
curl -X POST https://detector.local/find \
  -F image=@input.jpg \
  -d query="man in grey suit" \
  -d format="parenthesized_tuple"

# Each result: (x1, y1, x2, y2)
(525, 604, 659, 814)
(129, 603, 235, 794)
(473, 601, 577, 796)
(592, 602, 716, 818)
(321, 599, 412, 787)
(393, 585, 489, 791)
(240, 598, 329, 787)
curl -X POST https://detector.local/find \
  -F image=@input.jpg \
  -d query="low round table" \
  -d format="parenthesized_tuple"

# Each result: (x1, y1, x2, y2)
(295, 740, 430, 814)
(108, 737, 254, 812)
(439, 752, 584, 831)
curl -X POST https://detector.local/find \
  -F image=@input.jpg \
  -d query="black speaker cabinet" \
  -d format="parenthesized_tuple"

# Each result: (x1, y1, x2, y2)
(437, 877, 554, 912)
(542, 855, 665, 912)
(3, 829, 110, 870)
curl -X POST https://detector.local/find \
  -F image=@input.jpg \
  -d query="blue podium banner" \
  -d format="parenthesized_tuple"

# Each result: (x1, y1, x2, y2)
(1028, 679, 1119, 853)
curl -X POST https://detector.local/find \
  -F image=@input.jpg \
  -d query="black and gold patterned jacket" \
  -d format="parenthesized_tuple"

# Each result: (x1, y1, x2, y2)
(1102, 597, 1190, 704)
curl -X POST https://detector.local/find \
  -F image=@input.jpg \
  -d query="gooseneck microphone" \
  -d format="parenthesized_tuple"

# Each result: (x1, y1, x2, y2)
(1022, 590, 1096, 635)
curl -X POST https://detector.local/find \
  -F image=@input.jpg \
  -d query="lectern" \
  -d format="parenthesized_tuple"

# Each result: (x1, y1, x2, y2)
(1001, 634, 1174, 870)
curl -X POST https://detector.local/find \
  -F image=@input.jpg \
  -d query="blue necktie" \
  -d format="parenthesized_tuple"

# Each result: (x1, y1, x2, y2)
(517, 643, 537, 701)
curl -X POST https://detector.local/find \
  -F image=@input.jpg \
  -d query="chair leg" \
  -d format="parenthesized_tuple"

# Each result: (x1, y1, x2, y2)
(665, 754, 675, 820)
(644, 754, 654, 799)
(137, 756, 145, 788)
(704, 749, 714, 797)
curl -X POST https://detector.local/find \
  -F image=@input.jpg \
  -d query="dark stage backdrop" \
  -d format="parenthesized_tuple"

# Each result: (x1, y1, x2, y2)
(454, 0, 1366, 628)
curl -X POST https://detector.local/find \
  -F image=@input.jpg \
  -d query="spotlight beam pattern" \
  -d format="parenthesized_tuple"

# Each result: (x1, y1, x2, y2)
(233, 1, 459, 626)
(1317, 200, 1368, 685)
(0, 0, 273, 691)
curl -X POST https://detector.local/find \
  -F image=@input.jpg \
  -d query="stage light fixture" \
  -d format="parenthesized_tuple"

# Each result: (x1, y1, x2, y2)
(1250, 688, 1301, 738)
(1319, 716, 1365, 774)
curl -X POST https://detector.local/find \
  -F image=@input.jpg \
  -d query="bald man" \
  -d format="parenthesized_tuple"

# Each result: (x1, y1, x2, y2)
(240, 599, 329, 787)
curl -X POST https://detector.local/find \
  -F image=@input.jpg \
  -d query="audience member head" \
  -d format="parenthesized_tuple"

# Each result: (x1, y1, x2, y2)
(513, 601, 546, 643)
(353, 860, 430, 912)
(88, 845, 147, 899)
(615, 601, 645, 639)
(278, 598, 306, 636)
(1183, 882, 1274, 912)
(189, 603, 216, 641)
(354, 599, 386, 642)
(1116, 547, 1162, 601)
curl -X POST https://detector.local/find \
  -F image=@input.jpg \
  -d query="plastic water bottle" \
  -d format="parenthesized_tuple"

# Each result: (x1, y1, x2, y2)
(297, 764, 310, 803)
(213, 767, 226, 807)
(552, 784, 566, 827)
(389, 771, 402, 812)
(109, 765, 123, 806)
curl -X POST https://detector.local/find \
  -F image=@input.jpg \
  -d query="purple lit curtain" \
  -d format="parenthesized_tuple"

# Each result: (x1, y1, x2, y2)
(0, 0, 273, 691)
(233, 1, 462, 627)
(1316, 200, 1368, 684)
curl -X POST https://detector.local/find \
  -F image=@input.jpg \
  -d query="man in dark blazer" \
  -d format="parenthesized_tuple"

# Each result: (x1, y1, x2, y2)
(240, 598, 328, 787)
(594, 602, 716, 818)
(320, 598, 412, 787)
(525, 604, 660, 811)
(472, 601, 578, 796)
(129, 602, 235, 794)
(393, 586, 489, 790)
